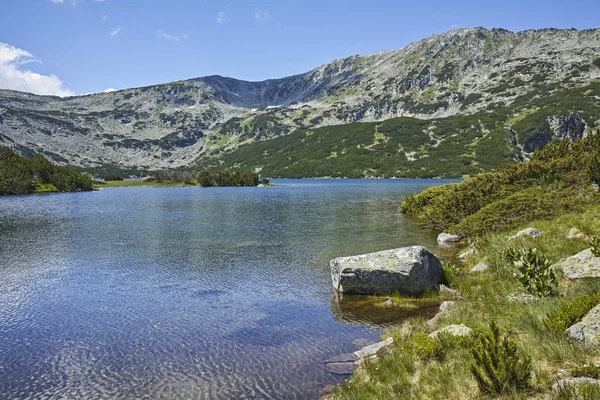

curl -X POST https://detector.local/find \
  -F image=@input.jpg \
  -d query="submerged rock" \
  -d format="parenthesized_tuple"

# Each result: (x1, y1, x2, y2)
(567, 303, 600, 345)
(429, 324, 473, 338)
(437, 233, 461, 245)
(509, 227, 542, 240)
(553, 249, 600, 279)
(325, 362, 356, 375)
(330, 246, 446, 295)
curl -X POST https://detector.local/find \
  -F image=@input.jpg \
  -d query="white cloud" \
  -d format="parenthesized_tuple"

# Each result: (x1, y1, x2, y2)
(254, 10, 271, 22)
(217, 11, 230, 23)
(110, 27, 122, 37)
(103, 88, 116, 93)
(0, 42, 73, 97)
(100, 14, 107, 23)
(157, 30, 187, 42)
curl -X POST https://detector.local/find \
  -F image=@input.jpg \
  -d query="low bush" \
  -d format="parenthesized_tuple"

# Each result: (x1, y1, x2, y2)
(400, 131, 600, 236)
(589, 236, 600, 257)
(409, 333, 445, 361)
(544, 293, 600, 333)
(471, 321, 532, 395)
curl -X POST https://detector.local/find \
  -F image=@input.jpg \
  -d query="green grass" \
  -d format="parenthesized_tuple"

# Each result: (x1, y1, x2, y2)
(332, 205, 600, 399)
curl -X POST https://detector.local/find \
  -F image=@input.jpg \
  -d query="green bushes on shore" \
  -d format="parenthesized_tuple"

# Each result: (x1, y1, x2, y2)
(150, 169, 265, 187)
(0, 146, 93, 195)
(400, 130, 600, 236)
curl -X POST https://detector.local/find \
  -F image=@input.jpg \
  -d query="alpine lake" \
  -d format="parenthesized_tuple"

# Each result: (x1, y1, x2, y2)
(0, 179, 459, 399)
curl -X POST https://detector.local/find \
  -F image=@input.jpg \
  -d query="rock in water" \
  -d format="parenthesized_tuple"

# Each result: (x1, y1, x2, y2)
(508, 227, 542, 240)
(437, 233, 461, 245)
(330, 246, 446, 295)
(566, 303, 600, 344)
(553, 249, 600, 279)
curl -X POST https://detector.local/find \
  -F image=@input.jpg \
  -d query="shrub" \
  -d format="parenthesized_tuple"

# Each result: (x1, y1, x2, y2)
(409, 333, 445, 361)
(513, 248, 556, 297)
(471, 321, 532, 395)
(572, 365, 600, 379)
(543, 293, 600, 333)
(589, 236, 600, 257)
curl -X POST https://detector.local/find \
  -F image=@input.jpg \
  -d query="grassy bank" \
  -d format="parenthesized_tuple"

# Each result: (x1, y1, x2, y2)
(332, 133, 600, 399)
(400, 131, 600, 236)
(332, 205, 600, 400)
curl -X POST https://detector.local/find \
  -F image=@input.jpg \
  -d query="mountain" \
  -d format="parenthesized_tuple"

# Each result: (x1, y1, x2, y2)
(1, 27, 599, 177)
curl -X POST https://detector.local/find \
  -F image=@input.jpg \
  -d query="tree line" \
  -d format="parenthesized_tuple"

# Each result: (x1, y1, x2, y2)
(0, 146, 93, 195)
(150, 169, 268, 187)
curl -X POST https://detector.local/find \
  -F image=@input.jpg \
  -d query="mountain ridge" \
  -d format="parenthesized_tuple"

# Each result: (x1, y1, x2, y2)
(1, 26, 599, 175)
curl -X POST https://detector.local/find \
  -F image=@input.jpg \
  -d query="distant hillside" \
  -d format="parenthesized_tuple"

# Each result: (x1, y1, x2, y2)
(1, 27, 599, 176)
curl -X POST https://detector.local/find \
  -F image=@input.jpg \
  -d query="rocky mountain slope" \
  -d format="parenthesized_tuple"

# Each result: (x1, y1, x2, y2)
(0, 27, 599, 175)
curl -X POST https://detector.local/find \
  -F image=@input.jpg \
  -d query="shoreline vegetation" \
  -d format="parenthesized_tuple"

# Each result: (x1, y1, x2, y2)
(0, 146, 93, 195)
(330, 131, 600, 399)
(95, 170, 269, 188)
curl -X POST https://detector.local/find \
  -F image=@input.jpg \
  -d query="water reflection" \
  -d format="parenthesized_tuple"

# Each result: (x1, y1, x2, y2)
(330, 291, 441, 326)
(0, 179, 458, 399)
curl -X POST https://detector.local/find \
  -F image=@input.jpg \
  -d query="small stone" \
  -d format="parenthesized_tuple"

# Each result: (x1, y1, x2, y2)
(383, 298, 393, 307)
(458, 248, 476, 261)
(439, 300, 457, 312)
(325, 353, 358, 364)
(429, 323, 473, 338)
(567, 227, 585, 239)
(354, 337, 394, 359)
(553, 377, 600, 391)
(325, 362, 356, 375)
(469, 261, 489, 273)
(437, 233, 461, 245)
(319, 384, 336, 396)
(439, 284, 462, 298)
(508, 227, 542, 240)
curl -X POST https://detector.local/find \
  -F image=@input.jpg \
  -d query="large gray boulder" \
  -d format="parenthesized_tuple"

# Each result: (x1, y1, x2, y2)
(567, 303, 600, 345)
(330, 246, 446, 295)
(553, 249, 600, 279)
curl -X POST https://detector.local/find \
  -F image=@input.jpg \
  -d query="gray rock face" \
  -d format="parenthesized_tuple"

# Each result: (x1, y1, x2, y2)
(553, 249, 600, 279)
(330, 246, 446, 295)
(437, 233, 461, 245)
(2, 27, 599, 171)
(429, 324, 473, 338)
(470, 261, 489, 273)
(509, 227, 542, 240)
(547, 113, 587, 141)
(566, 303, 600, 344)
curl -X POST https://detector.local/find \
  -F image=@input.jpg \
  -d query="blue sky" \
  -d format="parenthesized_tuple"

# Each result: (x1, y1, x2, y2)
(0, 0, 598, 96)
